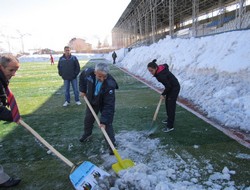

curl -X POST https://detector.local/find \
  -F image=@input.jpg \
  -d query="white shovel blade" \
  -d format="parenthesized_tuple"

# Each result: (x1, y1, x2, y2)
(69, 161, 110, 190)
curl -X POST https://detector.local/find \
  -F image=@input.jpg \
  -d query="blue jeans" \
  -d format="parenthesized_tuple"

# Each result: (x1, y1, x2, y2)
(64, 78, 80, 103)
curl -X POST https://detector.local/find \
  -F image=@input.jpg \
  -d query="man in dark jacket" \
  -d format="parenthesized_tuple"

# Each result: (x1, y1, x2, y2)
(0, 54, 21, 187)
(147, 59, 180, 132)
(58, 46, 81, 107)
(79, 63, 118, 155)
(112, 51, 117, 64)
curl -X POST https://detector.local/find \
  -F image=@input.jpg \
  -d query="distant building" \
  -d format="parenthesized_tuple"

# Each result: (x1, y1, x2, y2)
(68, 38, 92, 53)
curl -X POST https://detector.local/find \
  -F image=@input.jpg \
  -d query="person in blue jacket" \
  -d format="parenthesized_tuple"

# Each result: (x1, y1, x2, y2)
(58, 46, 81, 107)
(79, 63, 118, 155)
(147, 59, 180, 132)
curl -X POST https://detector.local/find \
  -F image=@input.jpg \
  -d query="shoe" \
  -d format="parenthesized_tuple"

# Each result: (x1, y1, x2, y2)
(79, 134, 92, 142)
(76, 101, 81, 105)
(0, 177, 21, 187)
(162, 119, 168, 124)
(162, 127, 174, 133)
(63, 101, 70, 107)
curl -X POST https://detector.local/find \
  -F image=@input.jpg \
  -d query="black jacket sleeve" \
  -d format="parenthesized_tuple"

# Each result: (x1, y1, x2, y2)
(79, 68, 95, 93)
(79, 71, 87, 93)
(100, 88, 115, 125)
(100, 77, 118, 125)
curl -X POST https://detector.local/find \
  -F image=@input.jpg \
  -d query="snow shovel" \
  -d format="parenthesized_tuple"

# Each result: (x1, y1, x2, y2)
(18, 119, 109, 189)
(83, 96, 135, 173)
(147, 98, 163, 136)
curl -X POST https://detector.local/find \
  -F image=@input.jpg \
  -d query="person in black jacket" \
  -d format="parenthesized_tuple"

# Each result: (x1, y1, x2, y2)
(58, 46, 81, 107)
(0, 54, 21, 187)
(79, 63, 118, 155)
(112, 51, 117, 64)
(147, 59, 180, 132)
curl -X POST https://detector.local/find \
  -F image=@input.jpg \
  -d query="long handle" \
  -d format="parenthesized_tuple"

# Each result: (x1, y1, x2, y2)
(84, 96, 134, 171)
(19, 119, 74, 168)
(83, 96, 116, 151)
(152, 98, 163, 121)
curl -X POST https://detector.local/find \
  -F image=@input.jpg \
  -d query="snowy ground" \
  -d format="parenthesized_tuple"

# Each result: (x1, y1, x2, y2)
(105, 30, 250, 133)
(93, 131, 249, 190)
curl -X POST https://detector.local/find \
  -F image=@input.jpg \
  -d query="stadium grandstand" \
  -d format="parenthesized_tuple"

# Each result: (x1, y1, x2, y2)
(112, 0, 250, 49)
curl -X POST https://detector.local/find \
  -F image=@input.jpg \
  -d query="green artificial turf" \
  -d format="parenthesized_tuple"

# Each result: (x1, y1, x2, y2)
(0, 59, 249, 189)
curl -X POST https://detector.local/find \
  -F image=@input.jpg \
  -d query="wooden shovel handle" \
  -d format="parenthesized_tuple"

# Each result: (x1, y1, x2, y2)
(84, 96, 134, 168)
(83, 96, 116, 151)
(153, 98, 163, 121)
(19, 119, 74, 168)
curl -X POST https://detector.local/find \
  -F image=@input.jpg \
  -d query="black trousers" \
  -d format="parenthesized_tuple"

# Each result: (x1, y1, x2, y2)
(165, 89, 180, 128)
(83, 105, 116, 144)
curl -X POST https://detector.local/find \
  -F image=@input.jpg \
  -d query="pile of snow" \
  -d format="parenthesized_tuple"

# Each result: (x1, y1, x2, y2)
(106, 30, 250, 132)
(96, 131, 249, 190)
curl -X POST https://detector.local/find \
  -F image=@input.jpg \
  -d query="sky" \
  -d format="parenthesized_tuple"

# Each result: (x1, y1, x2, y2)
(0, 0, 130, 52)
(18, 28, 250, 189)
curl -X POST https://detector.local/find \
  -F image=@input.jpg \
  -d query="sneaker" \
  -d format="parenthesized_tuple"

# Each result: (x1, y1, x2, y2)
(0, 178, 21, 187)
(162, 127, 174, 133)
(79, 134, 92, 142)
(76, 101, 81, 105)
(63, 101, 70, 107)
(162, 119, 168, 124)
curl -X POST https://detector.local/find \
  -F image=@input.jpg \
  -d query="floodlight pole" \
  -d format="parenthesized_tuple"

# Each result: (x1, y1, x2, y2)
(192, 0, 199, 37)
(17, 30, 31, 53)
(236, 0, 246, 29)
(169, 0, 174, 37)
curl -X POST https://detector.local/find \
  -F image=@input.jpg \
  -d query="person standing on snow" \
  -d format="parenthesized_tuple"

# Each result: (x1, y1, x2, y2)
(147, 59, 180, 132)
(0, 54, 21, 188)
(112, 51, 117, 64)
(78, 63, 118, 155)
(58, 46, 81, 107)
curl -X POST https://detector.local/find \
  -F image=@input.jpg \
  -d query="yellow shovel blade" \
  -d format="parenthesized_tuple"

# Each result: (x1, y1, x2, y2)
(111, 149, 135, 173)
(112, 159, 135, 173)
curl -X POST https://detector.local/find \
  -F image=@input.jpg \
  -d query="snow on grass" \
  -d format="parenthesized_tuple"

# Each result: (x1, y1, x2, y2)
(98, 131, 241, 190)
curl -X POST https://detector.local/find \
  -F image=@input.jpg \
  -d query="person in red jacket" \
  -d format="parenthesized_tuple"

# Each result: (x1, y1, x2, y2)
(0, 54, 21, 187)
(50, 54, 54, 65)
(147, 59, 180, 132)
